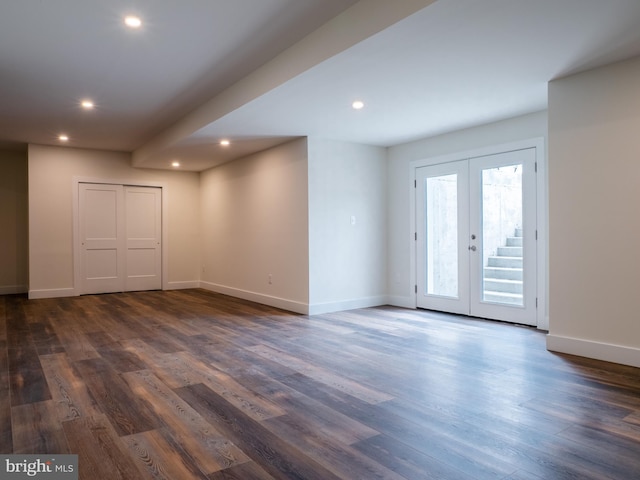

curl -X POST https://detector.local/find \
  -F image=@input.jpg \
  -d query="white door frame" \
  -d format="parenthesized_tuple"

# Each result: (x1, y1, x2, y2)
(410, 138, 547, 330)
(72, 176, 169, 296)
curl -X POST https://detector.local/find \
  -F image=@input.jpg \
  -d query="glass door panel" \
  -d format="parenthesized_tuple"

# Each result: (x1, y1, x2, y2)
(426, 174, 458, 298)
(481, 164, 523, 306)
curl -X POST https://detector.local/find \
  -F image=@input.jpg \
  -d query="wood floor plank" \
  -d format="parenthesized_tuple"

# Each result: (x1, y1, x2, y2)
(123, 369, 252, 475)
(94, 341, 148, 373)
(263, 413, 406, 480)
(39, 353, 102, 421)
(72, 357, 159, 436)
(138, 331, 186, 354)
(207, 461, 275, 480)
(557, 424, 640, 469)
(123, 344, 286, 422)
(176, 383, 343, 480)
(5, 297, 53, 406)
(278, 372, 519, 479)
(2, 289, 639, 479)
(5, 296, 31, 348)
(177, 352, 287, 422)
(552, 354, 640, 389)
(0, 384, 11, 452)
(11, 400, 69, 454)
(360, 405, 518, 479)
(353, 433, 478, 480)
(375, 396, 602, 480)
(247, 373, 379, 445)
(246, 344, 394, 405)
(0, 298, 11, 451)
(123, 429, 210, 480)
(0, 297, 7, 342)
(193, 342, 298, 381)
(30, 318, 66, 355)
(63, 414, 146, 480)
(498, 470, 546, 480)
(527, 430, 639, 480)
(624, 410, 640, 426)
(522, 393, 640, 442)
(8, 348, 52, 406)
(49, 317, 101, 361)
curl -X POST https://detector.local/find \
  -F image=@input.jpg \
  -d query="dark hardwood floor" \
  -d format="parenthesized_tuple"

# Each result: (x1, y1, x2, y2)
(1, 289, 639, 479)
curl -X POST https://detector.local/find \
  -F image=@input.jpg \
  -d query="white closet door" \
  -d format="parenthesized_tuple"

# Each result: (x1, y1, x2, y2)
(124, 186, 162, 292)
(79, 184, 125, 294)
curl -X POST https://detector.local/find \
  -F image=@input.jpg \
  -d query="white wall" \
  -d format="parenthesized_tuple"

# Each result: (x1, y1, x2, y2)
(0, 150, 28, 294)
(387, 111, 548, 308)
(199, 138, 309, 313)
(28, 144, 200, 297)
(307, 138, 387, 314)
(547, 56, 640, 368)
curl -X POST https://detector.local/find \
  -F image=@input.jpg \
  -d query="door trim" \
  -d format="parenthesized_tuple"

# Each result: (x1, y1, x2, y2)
(72, 176, 169, 296)
(410, 138, 547, 329)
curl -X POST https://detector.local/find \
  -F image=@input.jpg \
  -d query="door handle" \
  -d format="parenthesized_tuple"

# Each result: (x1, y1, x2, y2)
(469, 245, 477, 251)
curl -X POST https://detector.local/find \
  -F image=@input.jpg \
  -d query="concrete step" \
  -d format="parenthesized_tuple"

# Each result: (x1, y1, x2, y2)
(484, 278, 523, 294)
(515, 228, 523, 238)
(487, 256, 523, 268)
(484, 266, 523, 281)
(497, 246, 522, 257)
(483, 290, 524, 305)
(506, 236, 522, 247)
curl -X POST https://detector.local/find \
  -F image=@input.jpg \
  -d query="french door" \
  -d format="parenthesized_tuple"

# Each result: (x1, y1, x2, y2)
(416, 148, 537, 325)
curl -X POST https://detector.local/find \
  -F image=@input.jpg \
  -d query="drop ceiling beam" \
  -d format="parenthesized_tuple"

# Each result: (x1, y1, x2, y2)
(132, 0, 436, 167)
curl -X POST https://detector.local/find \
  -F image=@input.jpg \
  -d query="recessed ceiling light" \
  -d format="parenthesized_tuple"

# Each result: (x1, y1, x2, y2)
(352, 100, 365, 110)
(58, 134, 69, 142)
(171, 161, 180, 168)
(81, 100, 94, 110)
(220, 139, 231, 146)
(124, 16, 142, 28)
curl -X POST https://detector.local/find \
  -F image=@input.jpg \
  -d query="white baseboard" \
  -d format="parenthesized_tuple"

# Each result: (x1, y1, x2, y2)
(200, 281, 310, 314)
(28, 288, 76, 300)
(197, 283, 391, 315)
(166, 281, 200, 290)
(308, 295, 388, 315)
(547, 334, 640, 368)
(0, 285, 28, 295)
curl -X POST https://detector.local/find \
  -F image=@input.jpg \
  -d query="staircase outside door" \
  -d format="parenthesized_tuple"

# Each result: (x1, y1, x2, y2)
(483, 228, 524, 305)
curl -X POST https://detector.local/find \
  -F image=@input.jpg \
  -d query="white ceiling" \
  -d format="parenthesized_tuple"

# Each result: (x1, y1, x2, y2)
(0, 0, 358, 151)
(3, 0, 640, 170)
